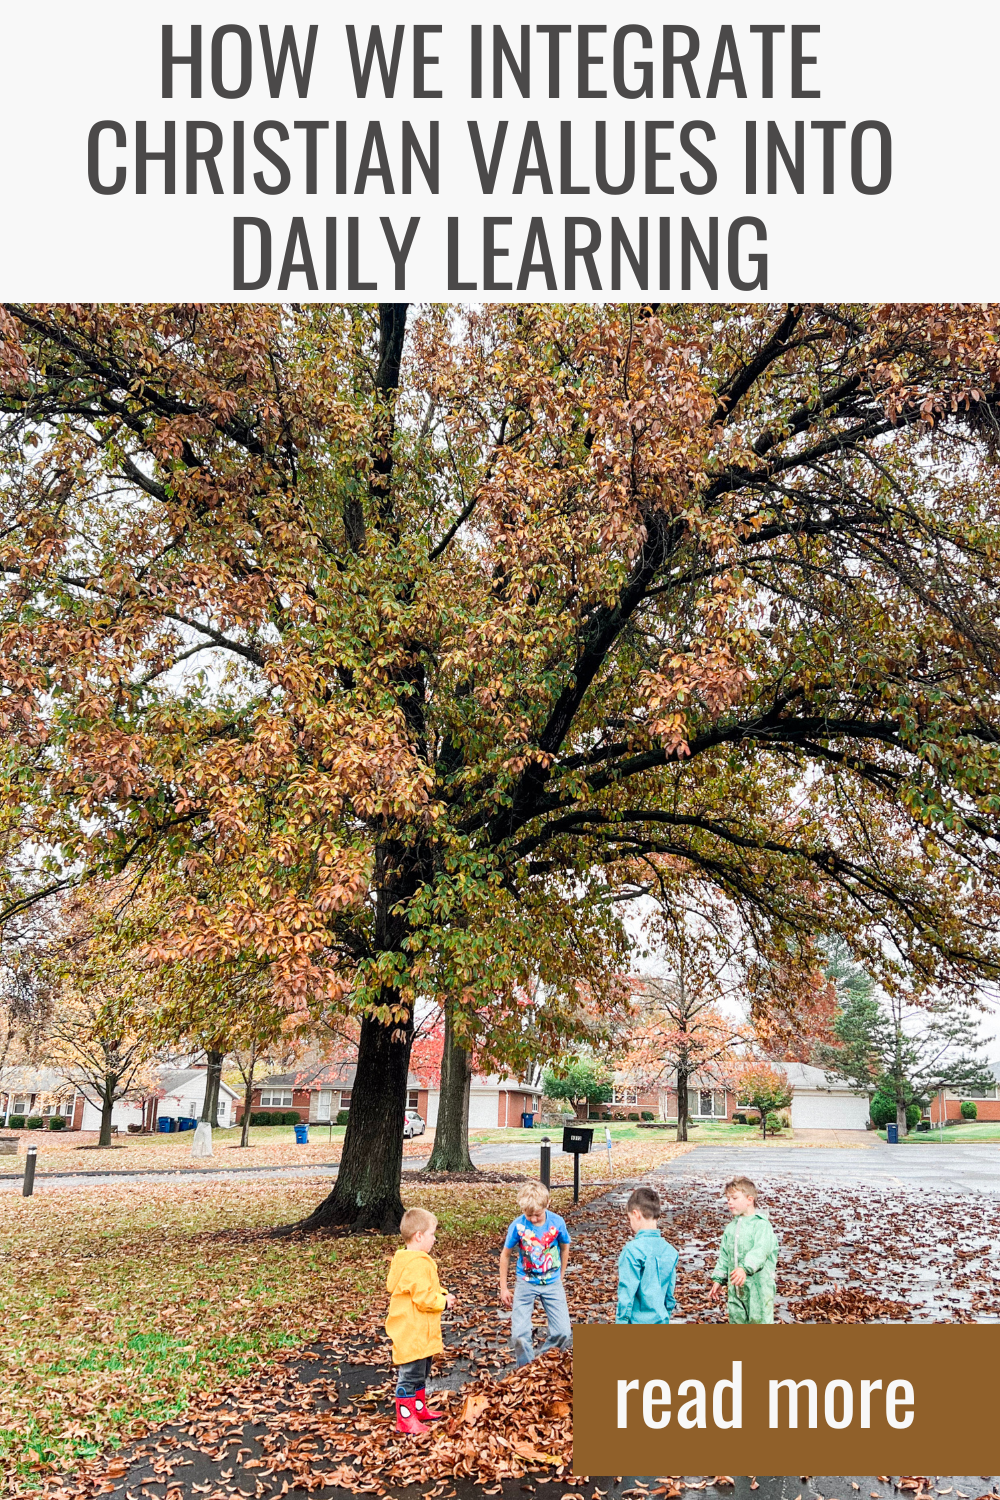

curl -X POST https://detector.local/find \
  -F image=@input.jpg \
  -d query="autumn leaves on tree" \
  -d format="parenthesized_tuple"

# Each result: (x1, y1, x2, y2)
(1, 303, 1000, 1227)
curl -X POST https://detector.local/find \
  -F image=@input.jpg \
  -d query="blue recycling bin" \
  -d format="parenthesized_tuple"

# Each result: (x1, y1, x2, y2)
(521, 1112, 534, 1129)
(157, 1116, 173, 1133)
(178, 1116, 196, 1131)
(887, 1122, 898, 1144)
(294, 1123, 309, 1144)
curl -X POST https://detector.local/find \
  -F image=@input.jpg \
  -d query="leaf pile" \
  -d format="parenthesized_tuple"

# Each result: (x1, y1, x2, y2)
(787, 1288, 915, 1323)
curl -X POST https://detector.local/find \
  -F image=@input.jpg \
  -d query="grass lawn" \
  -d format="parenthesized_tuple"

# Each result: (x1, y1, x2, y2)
(1, 1134, 691, 1491)
(0, 1178, 512, 1492)
(878, 1121, 1000, 1143)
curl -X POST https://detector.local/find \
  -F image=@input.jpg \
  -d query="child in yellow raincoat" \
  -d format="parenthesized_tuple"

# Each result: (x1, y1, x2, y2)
(385, 1207, 455, 1432)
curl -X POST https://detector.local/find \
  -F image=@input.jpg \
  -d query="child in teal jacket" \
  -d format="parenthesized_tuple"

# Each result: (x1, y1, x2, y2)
(616, 1185, 678, 1324)
(708, 1176, 779, 1324)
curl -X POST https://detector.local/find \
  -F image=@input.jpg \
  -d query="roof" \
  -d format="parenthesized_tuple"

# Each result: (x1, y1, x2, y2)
(0, 1066, 76, 1095)
(784, 1061, 867, 1095)
(259, 1063, 423, 1091)
(158, 1069, 238, 1099)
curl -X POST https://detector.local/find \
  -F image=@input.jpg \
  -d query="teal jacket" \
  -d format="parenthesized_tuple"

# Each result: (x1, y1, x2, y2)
(616, 1229, 679, 1324)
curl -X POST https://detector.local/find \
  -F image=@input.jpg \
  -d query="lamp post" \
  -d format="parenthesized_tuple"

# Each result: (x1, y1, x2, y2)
(22, 1143, 37, 1197)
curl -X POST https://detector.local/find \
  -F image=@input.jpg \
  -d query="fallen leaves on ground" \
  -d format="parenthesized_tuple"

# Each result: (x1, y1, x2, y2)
(7, 1149, 1000, 1496)
(787, 1288, 915, 1323)
(0, 1125, 433, 1175)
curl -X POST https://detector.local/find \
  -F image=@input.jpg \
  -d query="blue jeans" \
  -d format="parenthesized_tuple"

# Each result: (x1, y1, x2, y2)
(395, 1356, 432, 1396)
(510, 1278, 571, 1367)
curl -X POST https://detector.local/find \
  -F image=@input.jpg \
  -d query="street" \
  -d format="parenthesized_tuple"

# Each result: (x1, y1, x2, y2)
(659, 1142, 1000, 1194)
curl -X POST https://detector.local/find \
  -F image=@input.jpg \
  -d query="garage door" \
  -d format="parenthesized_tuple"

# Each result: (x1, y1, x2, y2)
(791, 1091, 870, 1129)
(468, 1092, 498, 1127)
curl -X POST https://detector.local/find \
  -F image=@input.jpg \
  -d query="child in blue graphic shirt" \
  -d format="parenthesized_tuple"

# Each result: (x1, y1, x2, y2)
(616, 1184, 678, 1324)
(499, 1181, 572, 1367)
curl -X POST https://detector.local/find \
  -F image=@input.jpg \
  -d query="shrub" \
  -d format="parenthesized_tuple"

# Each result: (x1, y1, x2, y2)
(627, 1112, 640, 1121)
(765, 1112, 783, 1133)
(249, 1110, 273, 1125)
(905, 1103, 922, 1130)
(26, 1117, 43, 1129)
(7, 1115, 25, 1129)
(732, 1112, 747, 1125)
(960, 1100, 978, 1120)
(280, 1110, 301, 1125)
(48, 1116, 67, 1130)
(640, 1111, 654, 1121)
(336, 1109, 350, 1125)
(869, 1089, 897, 1129)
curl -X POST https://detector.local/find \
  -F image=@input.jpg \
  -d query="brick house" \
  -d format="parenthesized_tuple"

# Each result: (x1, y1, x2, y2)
(929, 1062, 1000, 1123)
(584, 1076, 738, 1121)
(236, 1060, 429, 1124)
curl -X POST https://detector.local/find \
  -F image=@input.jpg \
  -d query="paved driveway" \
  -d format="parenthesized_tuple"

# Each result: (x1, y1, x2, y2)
(659, 1141, 1000, 1193)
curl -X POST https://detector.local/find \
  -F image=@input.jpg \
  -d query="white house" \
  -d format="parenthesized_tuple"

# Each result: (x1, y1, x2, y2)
(77, 1094, 147, 1132)
(0, 1068, 78, 1125)
(784, 1061, 871, 1129)
(154, 1069, 238, 1128)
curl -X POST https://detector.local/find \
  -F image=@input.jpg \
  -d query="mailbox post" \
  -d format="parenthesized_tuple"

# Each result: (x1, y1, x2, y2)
(539, 1135, 551, 1188)
(561, 1125, 593, 1202)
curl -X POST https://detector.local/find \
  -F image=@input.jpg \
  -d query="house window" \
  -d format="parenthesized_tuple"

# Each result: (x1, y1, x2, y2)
(948, 1087, 998, 1099)
(339, 1090, 352, 1111)
(12, 1098, 29, 1115)
(612, 1087, 639, 1106)
(688, 1089, 727, 1118)
(260, 1090, 293, 1108)
(407, 1090, 419, 1111)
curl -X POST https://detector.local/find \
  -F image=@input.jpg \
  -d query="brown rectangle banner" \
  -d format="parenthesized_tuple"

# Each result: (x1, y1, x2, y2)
(573, 1325, 999, 1473)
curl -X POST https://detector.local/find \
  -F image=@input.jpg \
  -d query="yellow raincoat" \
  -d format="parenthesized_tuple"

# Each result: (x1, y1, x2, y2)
(385, 1249, 448, 1363)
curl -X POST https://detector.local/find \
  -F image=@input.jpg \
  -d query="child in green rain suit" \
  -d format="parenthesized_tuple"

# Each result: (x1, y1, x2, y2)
(708, 1176, 779, 1324)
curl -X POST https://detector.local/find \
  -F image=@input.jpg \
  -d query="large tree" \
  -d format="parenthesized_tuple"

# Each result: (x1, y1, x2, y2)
(40, 891, 158, 1146)
(819, 983, 995, 1135)
(2, 303, 1000, 1228)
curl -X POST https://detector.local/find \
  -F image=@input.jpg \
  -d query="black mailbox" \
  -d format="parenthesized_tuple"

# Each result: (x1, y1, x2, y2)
(562, 1126, 593, 1154)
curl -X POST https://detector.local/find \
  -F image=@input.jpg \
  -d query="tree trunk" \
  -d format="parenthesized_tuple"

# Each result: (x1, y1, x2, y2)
(896, 1096, 908, 1136)
(676, 1067, 689, 1143)
(240, 1055, 257, 1147)
(425, 998, 474, 1172)
(98, 1078, 114, 1147)
(202, 1049, 223, 1124)
(290, 1003, 413, 1233)
(291, 305, 416, 1236)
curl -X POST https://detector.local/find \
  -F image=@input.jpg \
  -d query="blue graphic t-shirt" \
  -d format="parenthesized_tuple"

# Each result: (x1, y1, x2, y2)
(503, 1211, 571, 1284)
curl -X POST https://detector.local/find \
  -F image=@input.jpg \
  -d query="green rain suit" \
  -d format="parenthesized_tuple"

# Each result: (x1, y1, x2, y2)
(710, 1210, 779, 1324)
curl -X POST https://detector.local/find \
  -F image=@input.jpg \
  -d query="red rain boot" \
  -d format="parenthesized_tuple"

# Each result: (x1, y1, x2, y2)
(414, 1387, 444, 1421)
(395, 1396, 428, 1434)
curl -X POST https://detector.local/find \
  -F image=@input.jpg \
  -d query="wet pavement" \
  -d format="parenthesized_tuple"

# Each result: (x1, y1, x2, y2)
(647, 1166, 1000, 1323)
(659, 1145, 1000, 1195)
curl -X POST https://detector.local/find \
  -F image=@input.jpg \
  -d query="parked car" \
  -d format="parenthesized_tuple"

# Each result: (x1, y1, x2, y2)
(403, 1109, 426, 1138)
